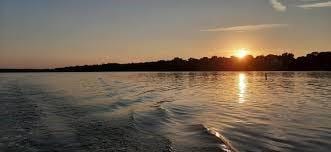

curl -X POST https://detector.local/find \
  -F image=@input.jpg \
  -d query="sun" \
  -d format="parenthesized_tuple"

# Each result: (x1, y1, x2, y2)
(235, 48, 248, 58)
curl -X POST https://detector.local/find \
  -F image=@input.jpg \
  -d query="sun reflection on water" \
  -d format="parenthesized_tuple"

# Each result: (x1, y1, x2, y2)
(238, 73, 247, 103)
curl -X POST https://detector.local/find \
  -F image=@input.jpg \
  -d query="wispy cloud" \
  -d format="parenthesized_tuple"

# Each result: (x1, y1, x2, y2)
(269, 0, 287, 12)
(297, 1, 331, 8)
(201, 24, 288, 32)
(300, 0, 319, 2)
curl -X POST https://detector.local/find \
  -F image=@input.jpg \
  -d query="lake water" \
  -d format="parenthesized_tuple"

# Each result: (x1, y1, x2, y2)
(0, 72, 330, 152)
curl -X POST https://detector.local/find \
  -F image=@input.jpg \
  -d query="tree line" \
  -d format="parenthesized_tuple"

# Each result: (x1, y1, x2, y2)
(1, 51, 330, 72)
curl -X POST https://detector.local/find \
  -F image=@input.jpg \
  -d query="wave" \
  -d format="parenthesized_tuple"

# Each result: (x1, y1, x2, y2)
(201, 124, 239, 152)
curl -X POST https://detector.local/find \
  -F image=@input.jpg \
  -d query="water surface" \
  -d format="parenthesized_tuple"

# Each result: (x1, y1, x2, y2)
(0, 72, 330, 152)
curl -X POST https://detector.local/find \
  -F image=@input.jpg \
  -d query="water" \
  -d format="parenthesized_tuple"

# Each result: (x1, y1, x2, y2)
(0, 72, 330, 152)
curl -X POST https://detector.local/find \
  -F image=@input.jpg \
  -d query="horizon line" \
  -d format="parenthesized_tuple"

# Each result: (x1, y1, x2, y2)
(0, 51, 330, 70)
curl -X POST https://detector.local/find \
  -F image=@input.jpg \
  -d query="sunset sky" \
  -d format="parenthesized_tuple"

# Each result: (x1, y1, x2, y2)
(1, 0, 331, 68)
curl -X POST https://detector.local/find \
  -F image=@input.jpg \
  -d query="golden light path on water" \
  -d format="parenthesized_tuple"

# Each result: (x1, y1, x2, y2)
(238, 73, 247, 103)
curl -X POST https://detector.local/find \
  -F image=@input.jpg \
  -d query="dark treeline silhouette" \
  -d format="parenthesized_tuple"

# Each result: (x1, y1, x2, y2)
(1, 51, 330, 72)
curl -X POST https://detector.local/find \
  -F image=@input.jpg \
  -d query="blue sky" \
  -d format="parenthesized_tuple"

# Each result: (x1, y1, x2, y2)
(1, 0, 330, 68)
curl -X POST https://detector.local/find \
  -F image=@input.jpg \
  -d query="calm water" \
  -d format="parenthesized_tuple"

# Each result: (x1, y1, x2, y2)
(0, 72, 330, 152)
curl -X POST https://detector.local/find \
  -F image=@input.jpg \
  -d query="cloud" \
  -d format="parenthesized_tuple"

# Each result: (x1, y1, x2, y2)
(297, 1, 331, 8)
(201, 24, 288, 32)
(269, 0, 287, 12)
(300, 0, 318, 2)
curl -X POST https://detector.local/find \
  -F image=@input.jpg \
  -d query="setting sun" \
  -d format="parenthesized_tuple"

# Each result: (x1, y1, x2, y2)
(235, 48, 249, 58)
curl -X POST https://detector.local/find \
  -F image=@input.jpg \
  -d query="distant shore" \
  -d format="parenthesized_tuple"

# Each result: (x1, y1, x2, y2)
(1, 51, 330, 72)
(1, 70, 331, 73)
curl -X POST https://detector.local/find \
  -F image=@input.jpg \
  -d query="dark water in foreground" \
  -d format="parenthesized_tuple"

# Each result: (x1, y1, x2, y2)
(0, 72, 330, 152)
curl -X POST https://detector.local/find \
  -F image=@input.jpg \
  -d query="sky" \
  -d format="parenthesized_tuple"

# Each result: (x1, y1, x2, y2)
(0, 0, 331, 68)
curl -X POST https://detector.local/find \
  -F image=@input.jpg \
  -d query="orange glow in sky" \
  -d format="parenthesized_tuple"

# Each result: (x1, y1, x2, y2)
(0, 0, 330, 68)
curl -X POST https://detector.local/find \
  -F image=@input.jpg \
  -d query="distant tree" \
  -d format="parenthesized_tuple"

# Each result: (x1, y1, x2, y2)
(5, 51, 328, 72)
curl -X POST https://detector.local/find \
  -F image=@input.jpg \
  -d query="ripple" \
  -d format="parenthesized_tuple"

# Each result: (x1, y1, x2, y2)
(0, 72, 330, 152)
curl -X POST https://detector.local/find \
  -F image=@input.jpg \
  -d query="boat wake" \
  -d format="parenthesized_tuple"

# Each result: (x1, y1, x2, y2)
(203, 125, 238, 152)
